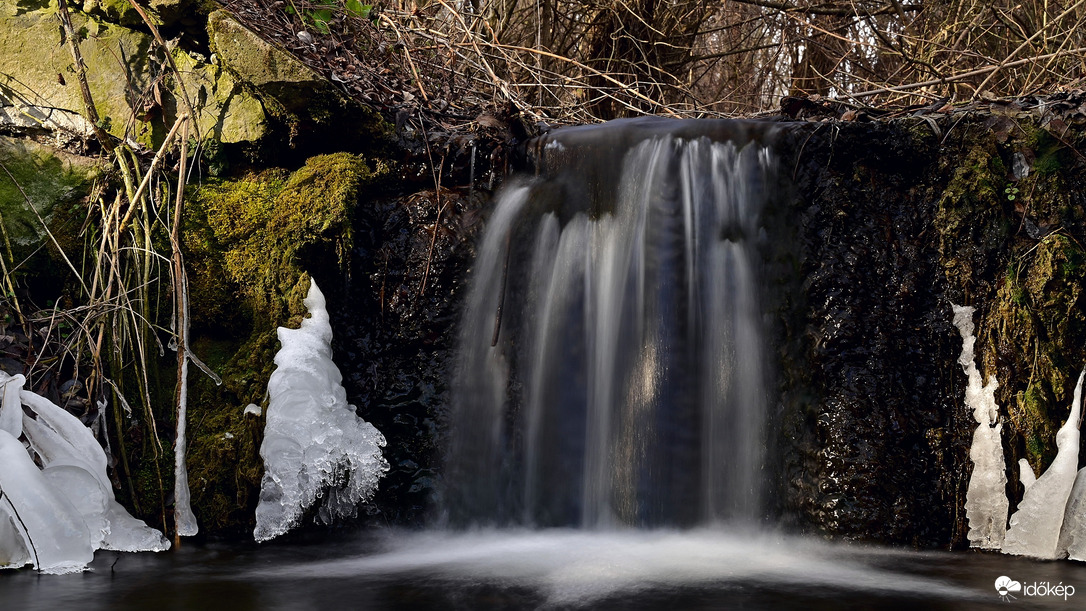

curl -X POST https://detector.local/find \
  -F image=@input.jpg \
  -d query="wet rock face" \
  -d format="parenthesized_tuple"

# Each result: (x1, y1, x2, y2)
(332, 186, 488, 525)
(770, 123, 968, 546)
(772, 114, 1086, 547)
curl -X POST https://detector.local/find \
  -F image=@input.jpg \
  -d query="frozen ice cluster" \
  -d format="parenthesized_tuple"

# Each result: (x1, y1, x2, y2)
(1003, 369, 1083, 558)
(954, 304, 1086, 561)
(254, 279, 388, 542)
(952, 304, 1009, 549)
(0, 372, 169, 574)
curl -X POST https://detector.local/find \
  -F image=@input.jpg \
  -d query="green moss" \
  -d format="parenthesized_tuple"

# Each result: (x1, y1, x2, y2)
(0, 137, 108, 293)
(191, 153, 384, 322)
(985, 233, 1086, 470)
(182, 153, 387, 532)
(935, 135, 1010, 294)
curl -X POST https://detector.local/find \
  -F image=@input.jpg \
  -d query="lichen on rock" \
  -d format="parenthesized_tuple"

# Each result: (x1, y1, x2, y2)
(0, 0, 267, 151)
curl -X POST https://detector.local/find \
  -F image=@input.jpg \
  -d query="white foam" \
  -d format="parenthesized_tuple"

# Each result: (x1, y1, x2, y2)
(252, 529, 980, 606)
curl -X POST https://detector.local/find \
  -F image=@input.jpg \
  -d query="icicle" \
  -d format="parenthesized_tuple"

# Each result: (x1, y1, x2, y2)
(1019, 459, 1037, 492)
(253, 278, 388, 542)
(1003, 369, 1084, 558)
(0, 373, 24, 437)
(952, 304, 1009, 549)
(173, 271, 198, 539)
(173, 352, 198, 538)
(1058, 467, 1086, 560)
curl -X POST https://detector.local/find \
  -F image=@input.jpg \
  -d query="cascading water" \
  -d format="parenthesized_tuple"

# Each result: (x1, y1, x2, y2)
(444, 119, 779, 529)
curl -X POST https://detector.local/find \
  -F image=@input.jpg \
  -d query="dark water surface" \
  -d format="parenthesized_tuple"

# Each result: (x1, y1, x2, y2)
(3, 529, 1085, 610)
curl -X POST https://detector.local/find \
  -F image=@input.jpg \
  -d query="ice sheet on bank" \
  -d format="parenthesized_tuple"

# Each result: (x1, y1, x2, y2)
(0, 372, 169, 573)
(1004, 369, 1084, 558)
(0, 428, 93, 573)
(952, 304, 1009, 550)
(254, 279, 388, 542)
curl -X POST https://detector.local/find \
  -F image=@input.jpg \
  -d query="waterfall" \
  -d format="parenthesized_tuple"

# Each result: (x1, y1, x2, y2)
(443, 119, 778, 528)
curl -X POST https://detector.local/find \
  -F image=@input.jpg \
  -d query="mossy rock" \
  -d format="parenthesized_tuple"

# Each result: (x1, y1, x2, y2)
(934, 130, 1011, 297)
(935, 118, 1086, 478)
(0, 136, 108, 294)
(182, 152, 388, 534)
(207, 9, 393, 156)
(0, 0, 267, 149)
(984, 233, 1086, 473)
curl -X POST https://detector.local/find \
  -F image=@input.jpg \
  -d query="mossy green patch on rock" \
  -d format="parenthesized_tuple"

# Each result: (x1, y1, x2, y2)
(183, 335, 265, 534)
(935, 131, 1011, 297)
(182, 152, 387, 533)
(983, 233, 1086, 472)
(0, 136, 108, 291)
(0, 136, 107, 245)
(190, 153, 384, 321)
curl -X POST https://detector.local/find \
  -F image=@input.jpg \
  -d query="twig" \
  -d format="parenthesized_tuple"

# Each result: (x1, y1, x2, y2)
(56, 0, 116, 151)
(0, 484, 41, 571)
(119, 113, 189, 233)
(379, 14, 431, 102)
(850, 47, 1086, 99)
(126, 1, 201, 141)
(973, 0, 1086, 96)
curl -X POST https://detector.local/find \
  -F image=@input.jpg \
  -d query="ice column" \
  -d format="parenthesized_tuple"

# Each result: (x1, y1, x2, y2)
(1003, 369, 1083, 558)
(1019, 459, 1037, 492)
(1059, 467, 1086, 560)
(952, 304, 1009, 549)
(254, 279, 388, 542)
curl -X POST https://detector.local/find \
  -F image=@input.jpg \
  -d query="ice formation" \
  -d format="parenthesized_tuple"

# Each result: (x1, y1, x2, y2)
(0, 372, 168, 573)
(174, 274, 199, 538)
(1019, 459, 1037, 492)
(1003, 369, 1084, 558)
(1058, 467, 1086, 560)
(173, 352, 198, 538)
(253, 279, 388, 542)
(952, 304, 1009, 549)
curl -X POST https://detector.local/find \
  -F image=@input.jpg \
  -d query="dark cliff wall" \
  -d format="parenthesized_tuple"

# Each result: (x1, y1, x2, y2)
(771, 108, 1086, 547)
(326, 109, 1086, 545)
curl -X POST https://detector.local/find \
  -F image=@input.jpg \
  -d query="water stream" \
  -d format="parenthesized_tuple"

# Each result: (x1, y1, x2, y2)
(444, 118, 777, 529)
(3, 530, 1085, 610)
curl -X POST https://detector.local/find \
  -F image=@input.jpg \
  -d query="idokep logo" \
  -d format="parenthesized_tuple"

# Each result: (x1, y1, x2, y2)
(995, 576, 1021, 601)
(995, 575, 1076, 602)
